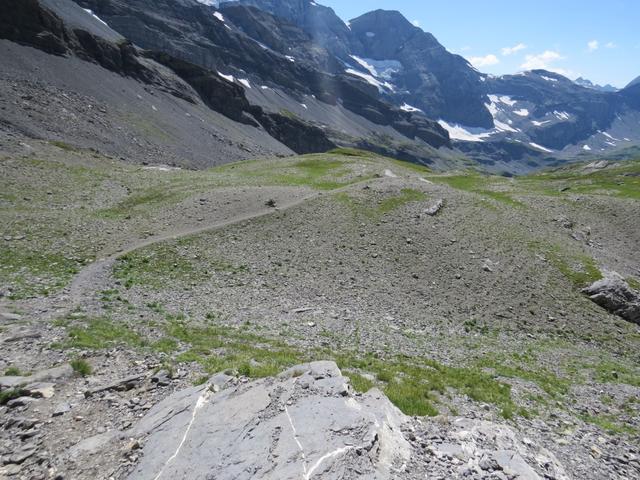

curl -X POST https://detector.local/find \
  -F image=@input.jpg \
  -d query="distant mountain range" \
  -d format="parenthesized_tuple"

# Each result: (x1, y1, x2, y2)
(574, 77, 619, 93)
(2, 0, 639, 173)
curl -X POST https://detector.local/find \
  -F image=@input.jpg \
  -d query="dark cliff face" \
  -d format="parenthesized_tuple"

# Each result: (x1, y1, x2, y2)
(220, 5, 342, 73)
(620, 82, 640, 110)
(72, 0, 450, 150)
(223, 0, 354, 59)
(349, 10, 492, 128)
(224, 4, 493, 129)
(0, 0, 337, 155)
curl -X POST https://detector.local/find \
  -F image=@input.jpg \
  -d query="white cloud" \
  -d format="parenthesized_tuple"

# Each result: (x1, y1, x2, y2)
(501, 43, 527, 56)
(469, 54, 500, 68)
(588, 40, 599, 52)
(605, 42, 616, 49)
(412, 19, 420, 27)
(520, 50, 565, 71)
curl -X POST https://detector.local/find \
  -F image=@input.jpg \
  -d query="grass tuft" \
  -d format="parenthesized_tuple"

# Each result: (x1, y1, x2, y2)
(63, 317, 144, 349)
(4, 367, 23, 376)
(70, 358, 93, 376)
(0, 389, 23, 405)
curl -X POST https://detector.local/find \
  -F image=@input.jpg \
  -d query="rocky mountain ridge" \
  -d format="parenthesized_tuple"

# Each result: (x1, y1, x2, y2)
(214, 0, 640, 170)
(3, 0, 639, 172)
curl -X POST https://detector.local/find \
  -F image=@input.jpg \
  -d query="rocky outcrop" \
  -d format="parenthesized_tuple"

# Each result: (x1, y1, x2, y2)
(126, 361, 410, 479)
(146, 51, 335, 153)
(0, 0, 196, 100)
(0, 0, 70, 55)
(53, 361, 573, 479)
(582, 272, 640, 324)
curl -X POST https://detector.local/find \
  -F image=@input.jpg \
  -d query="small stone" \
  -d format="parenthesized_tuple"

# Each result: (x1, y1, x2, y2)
(151, 370, 172, 387)
(1, 464, 22, 475)
(25, 382, 55, 399)
(52, 402, 71, 417)
(479, 455, 500, 471)
(127, 440, 141, 451)
(9, 446, 37, 464)
(7, 397, 37, 408)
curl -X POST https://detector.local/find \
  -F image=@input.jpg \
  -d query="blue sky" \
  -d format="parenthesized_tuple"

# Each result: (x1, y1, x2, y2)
(319, 0, 639, 88)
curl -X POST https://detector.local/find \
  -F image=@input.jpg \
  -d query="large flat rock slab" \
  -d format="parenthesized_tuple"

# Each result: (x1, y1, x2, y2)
(126, 361, 410, 480)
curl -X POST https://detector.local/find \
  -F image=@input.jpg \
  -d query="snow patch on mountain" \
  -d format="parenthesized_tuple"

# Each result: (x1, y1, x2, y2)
(485, 96, 520, 133)
(217, 72, 234, 82)
(82, 8, 109, 27)
(601, 131, 621, 141)
(529, 142, 553, 153)
(490, 95, 517, 107)
(345, 69, 394, 92)
(438, 121, 493, 142)
(349, 56, 402, 80)
(400, 103, 423, 113)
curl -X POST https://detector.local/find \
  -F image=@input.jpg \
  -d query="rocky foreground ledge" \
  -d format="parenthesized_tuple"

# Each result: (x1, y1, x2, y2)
(39, 361, 568, 480)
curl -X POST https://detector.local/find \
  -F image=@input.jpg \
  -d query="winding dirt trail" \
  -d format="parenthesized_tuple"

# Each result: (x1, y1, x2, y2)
(63, 173, 399, 313)
(65, 190, 322, 310)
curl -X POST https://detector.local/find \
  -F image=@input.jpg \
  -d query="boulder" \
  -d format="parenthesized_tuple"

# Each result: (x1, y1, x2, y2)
(582, 272, 640, 324)
(424, 199, 444, 216)
(126, 361, 410, 479)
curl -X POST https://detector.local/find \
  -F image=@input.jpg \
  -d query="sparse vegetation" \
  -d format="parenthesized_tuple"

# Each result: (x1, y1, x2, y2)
(4, 367, 23, 376)
(336, 354, 516, 418)
(50, 140, 78, 152)
(427, 173, 523, 207)
(70, 358, 93, 376)
(377, 188, 427, 214)
(346, 372, 375, 393)
(579, 413, 638, 436)
(336, 188, 427, 218)
(528, 241, 603, 287)
(476, 355, 570, 400)
(0, 248, 81, 299)
(114, 241, 245, 289)
(0, 389, 23, 405)
(522, 159, 640, 200)
(61, 317, 145, 349)
(627, 277, 640, 291)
